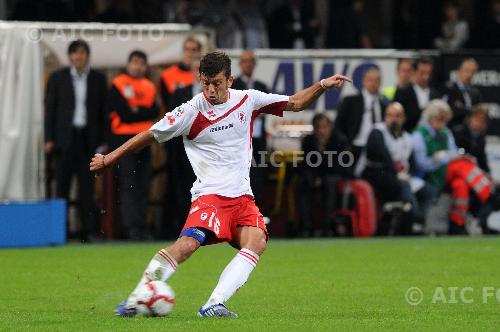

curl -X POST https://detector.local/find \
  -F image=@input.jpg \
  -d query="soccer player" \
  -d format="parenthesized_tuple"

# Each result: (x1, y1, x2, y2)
(90, 52, 351, 318)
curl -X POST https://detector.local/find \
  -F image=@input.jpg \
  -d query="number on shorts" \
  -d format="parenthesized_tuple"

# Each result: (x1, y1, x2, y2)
(207, 212, 220, 235)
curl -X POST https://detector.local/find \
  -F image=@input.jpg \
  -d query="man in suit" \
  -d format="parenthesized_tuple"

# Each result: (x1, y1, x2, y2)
(445, 58, 482, 129)
(382, 58, 414, 101)
(335, 67, 387, 162)
(163, 57, 200, 238)
(453, 104, 490, 174)
(45, 39, 108, 241)
(394, 57, 441, 132)
(231, 51, 269, 210)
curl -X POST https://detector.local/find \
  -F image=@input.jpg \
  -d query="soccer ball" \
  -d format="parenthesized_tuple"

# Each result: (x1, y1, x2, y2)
(134, 281, 175, 317)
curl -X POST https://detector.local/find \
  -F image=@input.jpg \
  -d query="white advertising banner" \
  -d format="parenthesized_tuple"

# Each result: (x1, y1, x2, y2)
(1, 21, 213, 68)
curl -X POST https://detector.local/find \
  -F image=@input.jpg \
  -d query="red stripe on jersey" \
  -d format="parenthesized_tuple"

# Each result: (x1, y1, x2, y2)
(253, 100, 288, 117)
(238, 251, 259, 265)
(188, 94, 248, 140)
(249, 101, 288, 147)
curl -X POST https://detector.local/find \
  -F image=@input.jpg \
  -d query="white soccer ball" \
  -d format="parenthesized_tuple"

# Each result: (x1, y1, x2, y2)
(134, 281, 175, 317)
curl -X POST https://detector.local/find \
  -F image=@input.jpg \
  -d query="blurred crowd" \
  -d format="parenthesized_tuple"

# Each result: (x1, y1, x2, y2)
(44, 37, 499, 242)
(6, 0, 500, 49)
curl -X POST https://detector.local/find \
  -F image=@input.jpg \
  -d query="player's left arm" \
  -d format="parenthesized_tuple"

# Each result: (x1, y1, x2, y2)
(286, 74, 352, 112)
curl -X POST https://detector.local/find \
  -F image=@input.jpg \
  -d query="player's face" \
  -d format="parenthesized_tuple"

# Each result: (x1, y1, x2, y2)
(458, 60, 477, 84)
(126, 56, 147, 78)
(415, 63, 432, 87)
(69, 47, 89, 71)
(397, 61, 414, 85)
(200, 71, 233, 105)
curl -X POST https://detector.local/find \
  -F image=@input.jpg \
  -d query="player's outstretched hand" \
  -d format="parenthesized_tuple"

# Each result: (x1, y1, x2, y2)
(322, 74, 353, 89)
(90, 153, 107, 174)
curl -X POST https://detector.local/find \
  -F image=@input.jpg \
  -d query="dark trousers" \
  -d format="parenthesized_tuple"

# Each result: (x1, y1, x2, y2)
(299, 171, 341, 235)
(395, 179, 437, 224)
(116, 149, 151, 240)
(55, 128, 98, 239)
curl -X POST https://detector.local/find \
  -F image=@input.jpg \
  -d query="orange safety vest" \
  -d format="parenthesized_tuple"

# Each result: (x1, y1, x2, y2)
(110, 73, 156, 135)
(160, 64, 195, 95)
(447, 157, 491, 226)
(447, 157, 491, 202)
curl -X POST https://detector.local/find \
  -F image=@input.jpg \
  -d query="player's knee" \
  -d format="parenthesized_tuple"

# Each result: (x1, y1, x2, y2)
(180, 236, 200, 254)
(170, 237, 200, 262)
(249, 233, 267, 255)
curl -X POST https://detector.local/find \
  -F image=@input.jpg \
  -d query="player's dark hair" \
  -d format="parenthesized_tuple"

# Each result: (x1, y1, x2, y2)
(67, 39, 90, 55)
(200, 52, 231, 78)
(128, 50, 148, 63)
(184, 36, 202, 52)
(414, 57, 433, 70)
(312, 113, 331, 128)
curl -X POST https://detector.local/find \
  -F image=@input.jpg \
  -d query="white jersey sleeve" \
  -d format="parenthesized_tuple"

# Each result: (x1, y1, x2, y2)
(247, 89, 289, 116)
(150, 102, 197, 143)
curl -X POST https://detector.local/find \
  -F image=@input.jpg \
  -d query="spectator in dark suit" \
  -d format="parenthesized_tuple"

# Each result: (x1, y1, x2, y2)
(163, 57, 200, 238)
(394, 57, 441, 132)
(232, 50, 269, 211)
(45, 39, 108, 241)
(382, 59, 414, 101)
(299, 114, 351, 237)
(335, 68, 386, 162)
(445, 58, 482, 129)
(453, 104, 490, 174)
(268, 0, 319, 49)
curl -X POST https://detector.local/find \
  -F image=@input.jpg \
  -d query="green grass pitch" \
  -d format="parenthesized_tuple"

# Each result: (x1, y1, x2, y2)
(0, 237, 498, 331)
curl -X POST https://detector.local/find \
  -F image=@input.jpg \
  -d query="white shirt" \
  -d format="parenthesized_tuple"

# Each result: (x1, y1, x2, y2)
(70, 65, 89, 128)
(456, 79, 472, 109)
(151, 88, 289, 200)
(352, 89, 382, 147)
(413, 83, 430, 110)
(373, 122, 412, 173)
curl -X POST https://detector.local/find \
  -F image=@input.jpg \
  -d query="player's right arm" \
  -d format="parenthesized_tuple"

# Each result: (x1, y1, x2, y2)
(286, 74, 352, 112)
(89, 130, 155, 173)
(90, 101, 197, 173)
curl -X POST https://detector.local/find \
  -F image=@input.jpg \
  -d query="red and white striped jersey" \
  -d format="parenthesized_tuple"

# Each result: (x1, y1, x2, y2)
(150, 88, 289, 200)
